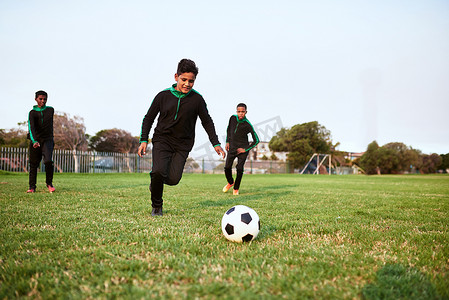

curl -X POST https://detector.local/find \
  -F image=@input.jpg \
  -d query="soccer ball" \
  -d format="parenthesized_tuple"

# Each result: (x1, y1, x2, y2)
(221, 205, 260, 242)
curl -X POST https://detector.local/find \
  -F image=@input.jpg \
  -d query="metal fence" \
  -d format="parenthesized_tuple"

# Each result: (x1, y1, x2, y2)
(0, 147, 291, 174)
(0, 147, 152, 173)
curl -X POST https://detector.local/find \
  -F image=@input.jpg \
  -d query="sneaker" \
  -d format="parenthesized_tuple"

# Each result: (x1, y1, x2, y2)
(47, 184, 55, 193)
(233, 189, 239, 196)
(26, 188, 35, 193)
(151, 207, 163, 216)
(223, 183, 234, 193)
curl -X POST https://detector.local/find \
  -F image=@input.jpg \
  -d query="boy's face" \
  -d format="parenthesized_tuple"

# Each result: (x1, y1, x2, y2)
(35, 95, 47, 108)
(236, 106, 247, 120)
(174, 72, 196, 94)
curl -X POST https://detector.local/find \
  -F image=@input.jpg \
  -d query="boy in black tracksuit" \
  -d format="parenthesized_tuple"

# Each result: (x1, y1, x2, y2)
(27, 90, 55, 193)
(138, 59, 226, 216)
(223, 103, 259, 195)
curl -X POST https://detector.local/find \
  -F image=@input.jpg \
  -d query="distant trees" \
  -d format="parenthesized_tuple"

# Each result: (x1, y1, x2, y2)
(269, 121, 337, 169)
(440, 153, 449, 171)
(1, 113, 89, 151)
(53, 113, 88, 151)
(88, 129, 140, 173)
(0, 113, 88, 172)
(3, 114, 448, 175)
(184, 157, 200, 172)
(53, 112, 89, 172)
(89, 129, 139, 153)
(420, 153, 442, 174)
(0, 127, 28, 148)
(358, 141, 380, 174)
(359, 141, 445, 174)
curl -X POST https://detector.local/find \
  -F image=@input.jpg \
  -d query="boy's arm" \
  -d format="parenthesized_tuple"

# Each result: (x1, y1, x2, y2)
(226, 116, 233, 143)
(225, 116, 233, 151)
(139, 96, 160, 143)
(198, 100, 225, 158)
(28, 111, 38, 145)
(245, 121, 260, 152)
(198, 100, 220, 147)
(138, 96, 160, 157)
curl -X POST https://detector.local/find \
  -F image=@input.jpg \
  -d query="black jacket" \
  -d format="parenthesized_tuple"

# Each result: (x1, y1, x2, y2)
(28, 105, 54, 144)
(226, 115, 259, 152)
(140, 85, 220, 151)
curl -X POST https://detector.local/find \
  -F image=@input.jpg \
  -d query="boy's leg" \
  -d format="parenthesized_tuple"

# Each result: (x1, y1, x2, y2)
(234, 170, 244, 190)
(150, 141, 173, 208)
(224, 152, 237, 185)
(165, 150, 188, 186)
(28, 142, 42, 191)
(42, 140, 55, 188)
(233, 152, 249, 190)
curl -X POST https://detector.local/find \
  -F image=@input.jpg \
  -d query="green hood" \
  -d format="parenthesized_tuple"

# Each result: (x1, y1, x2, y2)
(32, 105, 49, 111)
(234, 115, 248, 123)
(169, 84, 200, 98)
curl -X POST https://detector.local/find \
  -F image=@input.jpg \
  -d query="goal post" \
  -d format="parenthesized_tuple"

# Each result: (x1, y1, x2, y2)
(299, 153, 332, 175)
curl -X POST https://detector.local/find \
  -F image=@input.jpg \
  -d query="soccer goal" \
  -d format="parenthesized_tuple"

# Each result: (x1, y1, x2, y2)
(299, 153, 332, 175)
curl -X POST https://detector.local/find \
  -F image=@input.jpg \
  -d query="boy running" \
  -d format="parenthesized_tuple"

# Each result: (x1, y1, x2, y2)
(223, 103, 259, 195)
(27, 90, 56, 193)
(138, 59, 225, 216)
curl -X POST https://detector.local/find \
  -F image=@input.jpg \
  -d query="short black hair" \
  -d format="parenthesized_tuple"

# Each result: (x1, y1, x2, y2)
(35, 90, 48, 98)
(237, 103, 247, 110)
(177, 59, 199, 76)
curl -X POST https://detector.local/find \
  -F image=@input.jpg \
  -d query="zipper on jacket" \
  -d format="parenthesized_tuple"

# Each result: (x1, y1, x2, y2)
(174, 97, 181, 120)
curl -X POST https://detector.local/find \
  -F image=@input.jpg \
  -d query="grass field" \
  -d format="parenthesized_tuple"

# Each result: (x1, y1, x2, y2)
(0, 172, 448, 299)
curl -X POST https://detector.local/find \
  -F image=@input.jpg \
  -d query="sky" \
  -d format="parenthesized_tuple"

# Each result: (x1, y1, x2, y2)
(1, 0, 448, 158)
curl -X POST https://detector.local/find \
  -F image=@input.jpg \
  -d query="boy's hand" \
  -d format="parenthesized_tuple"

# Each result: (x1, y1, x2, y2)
(237, 148, 246, 154)
(138, 142, 147, 157)
(214, 145, 226, 159)
(33, 142, 40, 148)
(225, 143, 230, 152)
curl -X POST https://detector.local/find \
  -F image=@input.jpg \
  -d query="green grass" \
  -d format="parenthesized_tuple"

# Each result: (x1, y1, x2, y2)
(0, 172, 448, 299)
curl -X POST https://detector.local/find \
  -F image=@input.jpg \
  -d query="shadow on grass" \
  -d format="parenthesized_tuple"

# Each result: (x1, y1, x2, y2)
(256, 223, 277, 241)
(251, 183, 298, 193)
(198, 184, 296, 208)
(362, 264, 442, 300)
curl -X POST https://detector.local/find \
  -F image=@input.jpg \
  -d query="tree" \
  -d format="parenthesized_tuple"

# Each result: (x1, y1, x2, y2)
(53, 112, 88, 151)
(438, 153, 449, 172)
(376, 146, 399, 174)
(420, 153, 442, 174)
(53, 112, 88, 173)
(359, 141, 380, 174)
(184, 157, 200, 172)
(0, 121, 28, 148)
(359, 141, 440, 174)
(0, 128, 28, 148)
(89, 129, 140, 173)
(89, 129, 139, 153)
(269, 121, 335, 169)
(383, 142, 420, 173)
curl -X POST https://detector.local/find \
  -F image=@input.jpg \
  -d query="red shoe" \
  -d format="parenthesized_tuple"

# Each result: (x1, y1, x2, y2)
(222, 183, 234, 193)
(233, 189, 239, 195)
(47, 184, 55, 193)
(26, 188, 35, 193)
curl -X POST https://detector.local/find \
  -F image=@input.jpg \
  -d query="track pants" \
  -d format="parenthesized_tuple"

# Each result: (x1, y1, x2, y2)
(224, 150, 249, 190)
(150, 140, 189, 208)
(29, 139, 54, 189)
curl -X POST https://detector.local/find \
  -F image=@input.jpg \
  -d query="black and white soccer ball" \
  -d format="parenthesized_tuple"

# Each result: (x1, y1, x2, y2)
(221, 205, 260, 243)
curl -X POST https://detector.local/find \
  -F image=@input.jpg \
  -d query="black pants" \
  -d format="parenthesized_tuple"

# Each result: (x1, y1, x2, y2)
(224, 150, 249, 190)
(29, 139, 54, 189)
(150, 141, 189, 208)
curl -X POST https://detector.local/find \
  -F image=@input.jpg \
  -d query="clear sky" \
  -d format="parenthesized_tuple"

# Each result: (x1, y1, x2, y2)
(1, 0, 448, 158)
